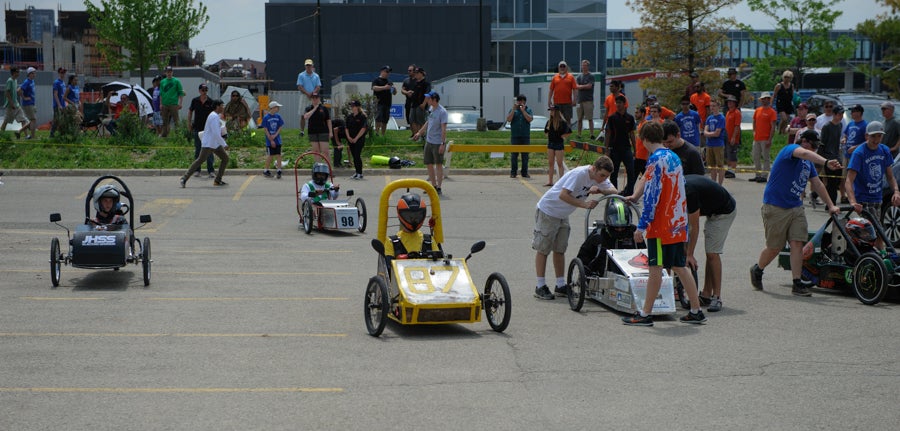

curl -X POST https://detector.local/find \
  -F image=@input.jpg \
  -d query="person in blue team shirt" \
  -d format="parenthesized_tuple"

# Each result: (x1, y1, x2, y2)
(845, 121, 900, 250)
(703, 99, 726, 184)
(750, 130, 841, 297)
(262, 101, 286, 179)
(64, 74, 81, 112)
(674, 95, 702, 147)
(843, 104, 868, 161)
(19, 67, 37, 139)
(50, 67, 67, 137)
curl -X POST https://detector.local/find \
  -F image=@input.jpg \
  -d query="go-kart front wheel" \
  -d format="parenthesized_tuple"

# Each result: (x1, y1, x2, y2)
(355, 198, 367, 233)
(301, 200, 313, 234)
(50, 237, 61, 287)
(483, 272, 511, 332)
(852, 252, 888, 305)
(566, 258, 587, 312)
(364, 276, 390, 337)
(141, 237, 151, 286)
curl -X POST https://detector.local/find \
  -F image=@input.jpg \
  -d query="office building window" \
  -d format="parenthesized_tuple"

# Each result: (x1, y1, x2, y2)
(581, 41, 597, 70)
(515, 0, 531, 28)
(498, 0, 513, 28)
(516, 41, 530, 73)
(532, 41, 547, 74)
(548, 41, 563, 71)
(498, 41, 514, 73)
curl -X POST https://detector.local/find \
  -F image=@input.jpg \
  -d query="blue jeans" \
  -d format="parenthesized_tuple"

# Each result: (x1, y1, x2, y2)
(191, 130, 215, 174)
(608, 146, 636, 196)
(510, 136, 530, 176)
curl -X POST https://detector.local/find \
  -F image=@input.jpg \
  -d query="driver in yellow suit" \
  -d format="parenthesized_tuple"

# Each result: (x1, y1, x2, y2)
(385, 193, 440, 258)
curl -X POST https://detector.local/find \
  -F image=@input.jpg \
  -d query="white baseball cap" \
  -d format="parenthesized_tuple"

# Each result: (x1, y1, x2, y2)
(25, 67, 36, 74)
(268, 101, 283, 109)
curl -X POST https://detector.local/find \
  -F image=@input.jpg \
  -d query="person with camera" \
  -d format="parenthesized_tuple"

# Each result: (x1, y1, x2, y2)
(507, 94, 533, 178)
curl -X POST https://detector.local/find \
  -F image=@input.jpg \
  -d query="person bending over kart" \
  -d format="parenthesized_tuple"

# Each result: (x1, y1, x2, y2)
(576, 196, 642, 275)
(92, 185, 126, 226)
(384, 193, 440, 259)
(300, 163, 339, 205)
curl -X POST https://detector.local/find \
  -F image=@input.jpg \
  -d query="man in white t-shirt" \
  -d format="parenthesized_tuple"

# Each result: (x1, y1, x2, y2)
(533, 156, 617, 300)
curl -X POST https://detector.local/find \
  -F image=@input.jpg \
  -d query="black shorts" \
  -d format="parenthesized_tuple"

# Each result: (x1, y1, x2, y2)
(266, 145, 282, 156)
(376, 103, 391, 123)
(646, 238, 686, 269)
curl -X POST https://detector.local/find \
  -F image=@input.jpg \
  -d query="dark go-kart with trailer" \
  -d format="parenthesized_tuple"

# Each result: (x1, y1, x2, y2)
(48, 176, 152, 287)
(294, 151, 367, 234)
(364, 179, 511, 337)
(779, 206, 900, 305)
(565, 195, 690, 315)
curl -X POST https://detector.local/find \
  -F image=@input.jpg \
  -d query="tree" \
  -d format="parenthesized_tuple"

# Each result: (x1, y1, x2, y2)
(741, 0, 856, 87)
(857, 0, 900, 97)
(84, 0, 209, 87)
(624, 0, 735, 108)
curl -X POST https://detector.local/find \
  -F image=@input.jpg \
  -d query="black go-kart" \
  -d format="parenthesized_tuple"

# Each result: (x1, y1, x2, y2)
(48, 176, 152, 288)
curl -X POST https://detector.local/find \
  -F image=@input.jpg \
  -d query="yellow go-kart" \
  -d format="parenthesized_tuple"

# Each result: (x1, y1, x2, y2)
(364, 179, 511, 337)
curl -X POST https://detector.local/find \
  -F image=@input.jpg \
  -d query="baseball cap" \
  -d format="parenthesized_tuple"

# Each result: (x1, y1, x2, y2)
(832, 105, 844, 114)
(310, 92, 320, 98)
(268, 101, 283, 109)
(867, 121, 886, 135)
(727, 67, 737, 74)
(850, 104, 865, 113)
(380, 65, 392, 72)
(165, 66, 173, 71)
(797, 102, 808, 109)
(646, 94, 658, 101)
(800, 129, 820, 143)
(759, 92, 772, 99)
(414, 67, 426, 74)
(304, 59, 314, 66)
(349, 100, 361, 107)
(198, 83, 208, 90)
(558, 61, 568, 68)
(806, 113, 817, 121)
(881, 101, 894, 110)
(25, 67, 36, 74)
(424, 91, 440, 101)
(57, 67, 67, 73)
(725, 95, 737, 103)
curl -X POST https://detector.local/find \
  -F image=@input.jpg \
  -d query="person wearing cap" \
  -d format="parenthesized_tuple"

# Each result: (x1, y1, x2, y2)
(371, 65, 394, 136)
(150, 75, 163, 135)
(788, 102, 810, 143)
(507, 94, 534, 178)
(296, 58, 321, 137)
(818, 105, 845, 204)
(674, 94, 702, 148)
(549, 60, 577, 125)
(575, 59, 596, 139)
(724, 95, 742, 178)
(749, 92, 778, 182)
(750, 130, 841, 297)
(50, 67, 68, 137)
(845, 121, 900, 247)
(718, 67, 748, 110)
(262, 101, 286, 179)
(302, 91, 332, 163)
(412, 91, 447, 194)
(401, 64, 417, 128)
(18, 67, 36, 139)
(843, 104, 868, 161)
(180, 99, 229, 188)
(815, 100, 847, 131)
(684, 71, 701, 98)
(773, 70, 797, 134)
(224, 89, 251, 133)
(880, 101, 900, 155)
(604, 95, 636, 194)
(793, 112, 818, 145)
(345, 100, 368, 180)
(641, 95, 675, 121)
(1, 68, 30, 139)
(160, 66, 185, 138)
(408, 67, 431, 137)
(187, 83, 216, 177)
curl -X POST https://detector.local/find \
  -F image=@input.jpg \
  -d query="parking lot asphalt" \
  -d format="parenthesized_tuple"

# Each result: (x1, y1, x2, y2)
(1, 170, 898, 430)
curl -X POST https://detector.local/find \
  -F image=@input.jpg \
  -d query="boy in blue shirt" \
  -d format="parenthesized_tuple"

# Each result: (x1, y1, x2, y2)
(845, 121, 900, 250)
(674, 95, 702, 147)
(843, 104, 868, 161)
(263, 101, 286, 179)
(703, 99, 726, 184)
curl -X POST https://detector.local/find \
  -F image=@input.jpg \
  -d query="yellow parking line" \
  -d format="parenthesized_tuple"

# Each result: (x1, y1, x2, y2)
(0, 332, 347, 338)
(521, 178, 543, 198)
(20, 297, 105, 301)
(233, 176, 255, 201)
(0, 387, 343, 393)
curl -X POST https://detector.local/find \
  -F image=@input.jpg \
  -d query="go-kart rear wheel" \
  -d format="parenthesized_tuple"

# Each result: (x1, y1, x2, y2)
(483, 272, 511, 332)
(50, 237, 61, 288)
(364, 276, 390, 337)
(675, 267, 699, 309)
(141, 237, 151, 286)
(852, 252, 888, 305)
(566, 258, 587, 312)
(301, 200, 313, 234)
(355, 198, 367, 233)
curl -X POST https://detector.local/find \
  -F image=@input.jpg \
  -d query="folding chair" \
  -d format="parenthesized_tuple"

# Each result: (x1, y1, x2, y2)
(80, 102, 105, 137)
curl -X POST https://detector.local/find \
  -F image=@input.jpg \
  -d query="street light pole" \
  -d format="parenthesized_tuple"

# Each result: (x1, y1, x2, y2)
(479, 0, 484, 120)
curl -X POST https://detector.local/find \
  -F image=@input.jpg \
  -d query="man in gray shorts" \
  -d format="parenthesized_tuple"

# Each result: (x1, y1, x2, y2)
(685, 175, 736, 312)
(412, 91, 447, 194)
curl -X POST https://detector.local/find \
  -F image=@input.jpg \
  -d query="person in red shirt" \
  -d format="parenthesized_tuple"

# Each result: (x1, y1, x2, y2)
(724, 96, 742, 178)
(105, 92, 138, 136)
(750, 92, 778, 182)
(601, 80, 627, 131)
(549, 61, 577, 125)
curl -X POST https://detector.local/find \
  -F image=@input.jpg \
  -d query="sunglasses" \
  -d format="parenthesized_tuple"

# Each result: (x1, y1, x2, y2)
(559, 66, 567, 69)
(807, 119, 816, 122)
(825, 105, 834, 108)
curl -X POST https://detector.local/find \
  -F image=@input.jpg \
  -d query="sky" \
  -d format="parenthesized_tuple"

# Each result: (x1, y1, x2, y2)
(7, 0, 890, 65)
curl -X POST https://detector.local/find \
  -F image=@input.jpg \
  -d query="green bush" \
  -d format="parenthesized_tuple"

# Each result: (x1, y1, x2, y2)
(52, 106, 84, 143)
(109, 110, 156, 147)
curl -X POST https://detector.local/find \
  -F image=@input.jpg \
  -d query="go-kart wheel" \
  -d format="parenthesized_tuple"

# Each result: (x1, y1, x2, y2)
(881, 205, 900, 248)
(852, 252, 888, 305)
(141, 237, 151, 286)
(50, 237, 61, 288)
(301, 200, 313, 234)
(566, 258, 587, 312)
(364, 276, 390, 337)
(675, 267, 698, 309)
(483, 272, 511, 332)
(355, 198, 367, 233)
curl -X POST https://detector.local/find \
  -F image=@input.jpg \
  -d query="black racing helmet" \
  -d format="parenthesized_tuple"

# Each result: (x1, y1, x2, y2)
(604, 197, 634, 239)
(397, 193, 427, 232)
(846, 217, 876, 248)
(312, 163, 329, 186)
(92, 184, 121, 213)
(389, 156, 402, 169)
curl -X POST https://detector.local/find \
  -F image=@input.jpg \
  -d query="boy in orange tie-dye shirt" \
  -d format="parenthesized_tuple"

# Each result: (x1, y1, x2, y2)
(623, 121, 707, 326)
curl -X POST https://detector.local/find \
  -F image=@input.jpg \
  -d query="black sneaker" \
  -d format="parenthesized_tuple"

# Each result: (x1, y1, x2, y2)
(748, 176, 759, 182)
(436, 187, 442, 195)
(699, 294, 712, 306)
(622, 313, 653, 326)
(179, 177, 186, 188)
(263, 170, 273, 178)
(299, 131, 305, 137)
(213, 180, 228, 186)
(757, 177, 768, 183)
(724, 170, 736, 178)
(554, 285, 569, 297)
(750, 264, 764, 290)
(510, 174, 517, 178)
(792, 282, 812, 297)
(522, 173, 530, 178)
(533, 285, 555, 300)
(680, 311, 708, 324)
(276, 170, 282, 179)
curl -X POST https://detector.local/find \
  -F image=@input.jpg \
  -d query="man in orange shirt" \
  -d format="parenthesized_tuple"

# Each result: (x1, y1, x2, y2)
(750, 92, 778, 182)
(724, 96, 742, 179)
(601, 80, 627, 132)
(691, 82, 712, 150)
(549, 60, 577, 125)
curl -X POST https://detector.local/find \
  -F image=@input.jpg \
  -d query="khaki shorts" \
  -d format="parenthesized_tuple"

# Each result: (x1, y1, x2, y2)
(762, 204, 808, 249)
(423, 142, 444, 165)
(704, 209, 736, 254)
(706, 146, 725, 170)
(22, 105, 36, 122)
(5, 106, 27, 123)
(577, 101, 595, 121)
(298, 93, 311, 116)
(532, 209, 570, 255)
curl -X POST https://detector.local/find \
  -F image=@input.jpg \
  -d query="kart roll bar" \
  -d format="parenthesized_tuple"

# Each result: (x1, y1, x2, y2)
(84, 175, 135, 227)
(376, 179, 443, 246)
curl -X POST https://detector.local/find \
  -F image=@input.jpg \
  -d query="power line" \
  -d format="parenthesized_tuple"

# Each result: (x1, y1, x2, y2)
(196, 12, 317, 50)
